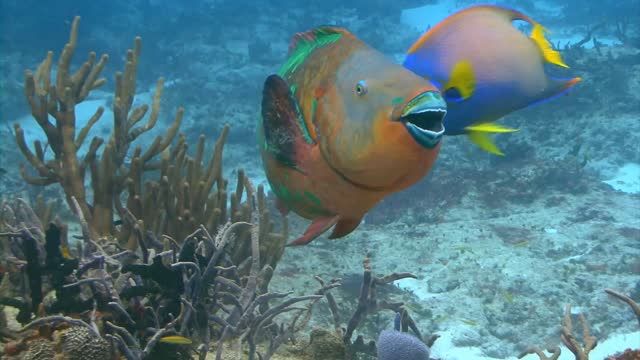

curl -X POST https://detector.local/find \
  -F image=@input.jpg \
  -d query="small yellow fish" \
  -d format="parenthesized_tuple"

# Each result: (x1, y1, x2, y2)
(60, 245, 73, 259)
(461, 318, 478, 326)
(159, 335, 192, 345)
(512, 240, 529, 248)
(502, 290, 514, 303)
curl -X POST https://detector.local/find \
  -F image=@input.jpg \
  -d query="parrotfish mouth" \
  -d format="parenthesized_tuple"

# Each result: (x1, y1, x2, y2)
(398, 91, 446, 148)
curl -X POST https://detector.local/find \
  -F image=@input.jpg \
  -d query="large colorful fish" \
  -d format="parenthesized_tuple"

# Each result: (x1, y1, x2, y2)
(403, 5, 581, 155)
(259, 27, 446, 245)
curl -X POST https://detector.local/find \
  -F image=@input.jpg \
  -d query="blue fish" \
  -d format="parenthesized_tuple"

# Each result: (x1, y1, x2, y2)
(403, 5, 581, 155)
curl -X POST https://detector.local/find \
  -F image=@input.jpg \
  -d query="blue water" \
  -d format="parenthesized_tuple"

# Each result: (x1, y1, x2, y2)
(0, 0, 638, 359)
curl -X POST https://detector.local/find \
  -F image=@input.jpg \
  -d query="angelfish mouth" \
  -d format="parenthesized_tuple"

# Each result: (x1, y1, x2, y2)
(398, 91, 446, 148)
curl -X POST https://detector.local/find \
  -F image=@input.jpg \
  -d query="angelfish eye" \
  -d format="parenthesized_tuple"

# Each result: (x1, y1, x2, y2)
(355, 80, 368, 96)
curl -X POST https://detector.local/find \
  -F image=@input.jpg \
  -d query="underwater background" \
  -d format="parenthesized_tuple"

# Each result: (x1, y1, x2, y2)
(0, 0, 639, 359)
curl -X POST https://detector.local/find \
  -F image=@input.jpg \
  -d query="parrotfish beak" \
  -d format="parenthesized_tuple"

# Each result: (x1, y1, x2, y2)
(398, 91, 446, 148)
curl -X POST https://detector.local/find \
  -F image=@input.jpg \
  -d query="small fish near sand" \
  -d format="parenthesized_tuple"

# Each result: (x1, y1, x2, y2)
(258, 26, 446, 246)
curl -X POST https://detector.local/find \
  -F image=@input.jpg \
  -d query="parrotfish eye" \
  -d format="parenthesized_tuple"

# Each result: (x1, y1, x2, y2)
(355, 80, 368, 96)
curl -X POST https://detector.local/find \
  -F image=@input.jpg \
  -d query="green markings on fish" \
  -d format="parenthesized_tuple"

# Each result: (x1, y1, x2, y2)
(270, 178, 329, 217)
(278, 27, 343, 79)
(259, 26, 447, 245)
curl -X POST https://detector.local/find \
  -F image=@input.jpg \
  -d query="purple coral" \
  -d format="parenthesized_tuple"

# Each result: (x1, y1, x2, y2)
(377, 329, 431, 360)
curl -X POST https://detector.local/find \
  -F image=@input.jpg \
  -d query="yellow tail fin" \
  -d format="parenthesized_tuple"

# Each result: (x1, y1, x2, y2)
(465, 123, 519, 156)
(530, 24, 569, 68)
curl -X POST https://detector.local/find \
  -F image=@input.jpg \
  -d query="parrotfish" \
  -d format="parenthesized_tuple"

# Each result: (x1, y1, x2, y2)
(259, 27, 446, 245)
(403, 5, 581, 155)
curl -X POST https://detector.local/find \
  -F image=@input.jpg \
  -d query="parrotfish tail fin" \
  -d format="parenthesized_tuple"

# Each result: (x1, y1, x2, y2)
(287, 215, 341, 246)
(465, 123, 519, 156)
(443, 60, 475, 102)
(261, 74, 315, 171)
(328, 217, 362, 239)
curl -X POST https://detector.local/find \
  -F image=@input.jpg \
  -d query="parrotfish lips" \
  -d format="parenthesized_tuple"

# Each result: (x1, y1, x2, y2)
(399, 91, 446, 148)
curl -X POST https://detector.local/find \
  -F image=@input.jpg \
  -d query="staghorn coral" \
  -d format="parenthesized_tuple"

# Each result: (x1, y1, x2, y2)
(0, 15, 305, 360)
(518, 304, 597, 360)
(0, 186, 322, 360)
(521, 289, 640, 360)
(10, 15, 288, 275)
(13, 15, 182, 244)
(605, 289, 640, 327)
(310, 253, 437, 359)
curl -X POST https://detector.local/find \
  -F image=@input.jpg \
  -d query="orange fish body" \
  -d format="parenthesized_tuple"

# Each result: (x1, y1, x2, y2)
(259, 27, 446, 245)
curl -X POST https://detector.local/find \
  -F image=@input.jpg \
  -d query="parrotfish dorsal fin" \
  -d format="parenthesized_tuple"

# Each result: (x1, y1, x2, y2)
(279, 26, 346, 78)
(261, 74, 314, 169)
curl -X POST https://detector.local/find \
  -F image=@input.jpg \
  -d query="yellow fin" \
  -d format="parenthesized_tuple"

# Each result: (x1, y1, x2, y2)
(467, 131, 503, 156)
(465, 123, 519, 134)
(530, 24, 569, 68)
(466, 123, 519, 156)
(159, 335, 193, 345)
(60, 246, 73, 260)
(443, 60, 475, 100)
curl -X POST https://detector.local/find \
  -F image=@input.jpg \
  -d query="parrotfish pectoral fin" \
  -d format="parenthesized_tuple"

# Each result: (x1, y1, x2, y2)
(328, 217, 362, 239)
(465, 123, 519, 156)
(261, 74, 314, 170)
(443, 60, 475, 102)
(530, 24, 568, 68)
(287, 215, 341, 246)
(275, 197, 290, 216)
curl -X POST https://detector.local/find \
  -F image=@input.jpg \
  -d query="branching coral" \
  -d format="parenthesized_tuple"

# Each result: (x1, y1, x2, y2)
(10, 15, 288, 275)
(310, 253, 437, 359)
(605, 288, 640, 327)
(560, 304, 598, 360)
(13, 16, 182, 243)
(0, 184, 322, 360)
(518, 304, 597, 360)
(0, 14, 301, 360)
(521, 288, 640, 360)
